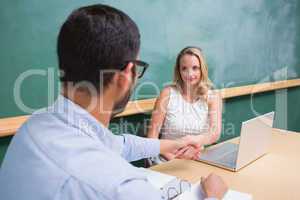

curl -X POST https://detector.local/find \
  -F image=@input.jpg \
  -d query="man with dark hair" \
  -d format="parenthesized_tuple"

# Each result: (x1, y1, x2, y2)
(0, 4, 227, 200)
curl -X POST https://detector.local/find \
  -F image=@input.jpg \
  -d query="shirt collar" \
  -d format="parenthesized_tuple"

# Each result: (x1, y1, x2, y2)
(50, 94, 110, 140)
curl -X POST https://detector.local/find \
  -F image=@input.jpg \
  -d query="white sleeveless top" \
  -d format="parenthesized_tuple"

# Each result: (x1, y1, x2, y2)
(160, 87, 210, 140)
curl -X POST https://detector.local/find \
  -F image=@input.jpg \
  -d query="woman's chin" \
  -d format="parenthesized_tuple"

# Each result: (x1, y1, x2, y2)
(184, 82, 199, 88)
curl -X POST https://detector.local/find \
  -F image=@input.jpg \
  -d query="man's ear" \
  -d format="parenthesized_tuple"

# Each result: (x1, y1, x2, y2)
(119, 62, 135, 84)
(122, 62, 135, 79)
(113, 62, 135, 89)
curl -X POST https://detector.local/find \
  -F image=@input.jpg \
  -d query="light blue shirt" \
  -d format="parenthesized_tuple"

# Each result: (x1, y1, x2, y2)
(0, 95, 215, 200)
(0, 96, 164, 200)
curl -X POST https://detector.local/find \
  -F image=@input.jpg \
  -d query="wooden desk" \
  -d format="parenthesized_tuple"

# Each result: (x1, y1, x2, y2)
(151, 129, 300, 200)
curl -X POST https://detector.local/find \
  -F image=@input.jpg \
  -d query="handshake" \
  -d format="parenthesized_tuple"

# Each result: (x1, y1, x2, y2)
(159, 135, 204, 161)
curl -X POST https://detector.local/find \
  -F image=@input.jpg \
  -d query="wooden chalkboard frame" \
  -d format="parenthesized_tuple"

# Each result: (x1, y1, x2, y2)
(0, 78, 299, 137)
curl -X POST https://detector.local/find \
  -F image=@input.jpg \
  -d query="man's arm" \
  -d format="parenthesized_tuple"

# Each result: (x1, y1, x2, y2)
(118, 134, 199, 162)
(119, 134, 160, 162)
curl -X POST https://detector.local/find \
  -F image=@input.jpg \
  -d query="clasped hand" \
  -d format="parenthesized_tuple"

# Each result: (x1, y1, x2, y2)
(160, 135, 203, 161)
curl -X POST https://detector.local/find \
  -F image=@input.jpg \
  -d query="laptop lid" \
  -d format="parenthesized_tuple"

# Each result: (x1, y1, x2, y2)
(236, 112, 275, 170)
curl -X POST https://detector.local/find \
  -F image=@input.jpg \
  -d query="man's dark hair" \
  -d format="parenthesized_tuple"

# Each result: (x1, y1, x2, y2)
(57, 4, 140, 90)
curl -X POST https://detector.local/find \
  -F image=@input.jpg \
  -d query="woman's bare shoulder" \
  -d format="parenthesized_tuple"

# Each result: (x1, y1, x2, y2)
(160, 85, 175, 98)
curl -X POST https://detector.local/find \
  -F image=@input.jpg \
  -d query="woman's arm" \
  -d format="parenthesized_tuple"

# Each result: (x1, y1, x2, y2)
(206, 90, 223, 144)
(147, 87, 176, 160)
(197, 90, 223, 145)
(147, 87, 170, 138)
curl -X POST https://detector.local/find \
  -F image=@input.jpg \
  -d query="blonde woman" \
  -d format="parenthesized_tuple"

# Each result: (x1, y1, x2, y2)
(147, 46, 222, 164)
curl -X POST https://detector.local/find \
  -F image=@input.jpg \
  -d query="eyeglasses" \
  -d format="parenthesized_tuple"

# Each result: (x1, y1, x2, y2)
(160, 179, 192, 199)
(59, 60, 149, 82)
(121, 60, 149, 79)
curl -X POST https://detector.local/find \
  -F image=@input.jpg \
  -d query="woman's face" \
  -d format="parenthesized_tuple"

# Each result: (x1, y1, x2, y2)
(179, 54, 201, 87)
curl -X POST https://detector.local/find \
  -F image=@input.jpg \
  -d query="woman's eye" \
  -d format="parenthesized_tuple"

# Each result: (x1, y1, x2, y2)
(193, 66, 199, 70)
(181, 67, 187, 71)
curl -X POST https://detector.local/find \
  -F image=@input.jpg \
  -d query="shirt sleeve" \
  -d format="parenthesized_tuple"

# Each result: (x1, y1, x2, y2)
(56, 176, 103, 200)
(56, 176, 163, 200)
(119, 134, 160, 162)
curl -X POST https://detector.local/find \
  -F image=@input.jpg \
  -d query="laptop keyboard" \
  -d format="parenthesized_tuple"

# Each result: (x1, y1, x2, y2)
(215, 150, 238, 168)
(199, 143, 239, 169)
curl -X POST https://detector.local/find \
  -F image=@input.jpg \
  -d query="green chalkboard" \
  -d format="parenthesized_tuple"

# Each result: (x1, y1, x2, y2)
(1, 0, 300, 117)
(1, 0, 300, 165)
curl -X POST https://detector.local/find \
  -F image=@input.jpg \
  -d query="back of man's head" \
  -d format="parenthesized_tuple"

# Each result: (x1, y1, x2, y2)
(57, 4, 140, 91)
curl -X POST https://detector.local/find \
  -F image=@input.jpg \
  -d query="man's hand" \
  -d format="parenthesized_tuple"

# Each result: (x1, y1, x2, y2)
(174, 135, 205, 160)
(175, 145, 201, 160)
(201, 173, 228, 199)
(159, 139, 184, 156)
(160, 152, 176, 161)
(181, 135, 207, 147)
(159, 138, 199, 158)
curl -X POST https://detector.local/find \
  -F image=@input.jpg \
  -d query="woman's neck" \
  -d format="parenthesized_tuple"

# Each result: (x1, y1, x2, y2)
(181, 84, 198, 102)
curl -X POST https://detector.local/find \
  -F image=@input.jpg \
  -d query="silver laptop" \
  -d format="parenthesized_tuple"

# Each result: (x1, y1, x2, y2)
(198, 112, 275, 171)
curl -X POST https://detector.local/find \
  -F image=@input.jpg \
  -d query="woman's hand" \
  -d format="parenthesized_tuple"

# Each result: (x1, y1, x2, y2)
(160, 145, 200, 161)
(181, 135, 207, 148)
(159, 138, 200, 159)
(174, 135, 207, 160)
(175, 145, 201, 160)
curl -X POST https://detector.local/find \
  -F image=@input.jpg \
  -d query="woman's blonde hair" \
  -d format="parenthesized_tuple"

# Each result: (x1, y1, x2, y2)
(173, 46, 213, 101)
